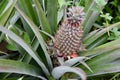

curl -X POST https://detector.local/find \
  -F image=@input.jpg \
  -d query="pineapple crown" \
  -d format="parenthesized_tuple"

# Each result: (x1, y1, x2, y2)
(67, 6, 85, 23)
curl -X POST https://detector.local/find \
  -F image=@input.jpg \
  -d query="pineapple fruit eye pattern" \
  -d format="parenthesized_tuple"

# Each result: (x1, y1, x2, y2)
(53, 6, 85, 60)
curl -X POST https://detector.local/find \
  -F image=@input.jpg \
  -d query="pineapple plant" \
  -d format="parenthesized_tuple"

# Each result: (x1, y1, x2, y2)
(0, 0, 120, 80)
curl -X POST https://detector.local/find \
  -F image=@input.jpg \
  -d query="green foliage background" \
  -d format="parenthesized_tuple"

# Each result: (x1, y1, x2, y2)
(0, 0, 120, 80)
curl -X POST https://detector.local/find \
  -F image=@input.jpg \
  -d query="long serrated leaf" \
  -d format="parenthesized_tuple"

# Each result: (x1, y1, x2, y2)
(33, 0, 51, 34)
(63, 57, 93, 72)
(52, 66, 86, 80)
(20, 17, 35, 40)
(81, 38, 120, 57)
(83, 0, 108, 35)
(47, 0, 58, 33)
(84, 12, 99, 35)
(0, 0, 8, 14)
(88, 63, 120, 76)
(84, 22, 120, 46)
(17, 0, 39, 25)
(0, 25, 50, 75)
(81, 49, 120, 76)
(57, 7, 64, 24)
(9, 11, 20, 25)
(88, 49, 120, 66)
(63, 57, 87, 66)
(83, 29, 101, 41)
(17, 0, 39, 40)
(0, 0, 17, 26)
(86, 34, 108, 49)
(96, 38, 120, 49)
(80, 61, 93, 73)
(0, 59, 47, 80)
(10, 24, 39, 64)
(79, 40, 120, 76)
(21, 38, 39, 63)
(0, 3, 15, 52)
(39, 30, 54, 41)
(83, 0, 97, 35)
(15, 5, 53, 70)
(84, 0, 93, 12)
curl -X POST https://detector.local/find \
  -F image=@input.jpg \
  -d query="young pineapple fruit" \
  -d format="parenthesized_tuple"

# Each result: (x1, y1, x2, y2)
(54, 6, 85, 60)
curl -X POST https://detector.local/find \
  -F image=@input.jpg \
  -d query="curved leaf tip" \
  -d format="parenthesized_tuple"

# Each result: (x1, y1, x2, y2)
(52, 66, 86, 80)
